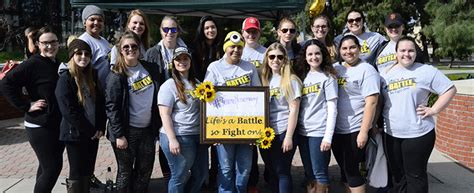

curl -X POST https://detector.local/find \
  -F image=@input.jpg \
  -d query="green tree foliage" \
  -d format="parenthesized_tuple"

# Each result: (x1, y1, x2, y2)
(423, 0, 474, 62)
(294, 0, 419, 38)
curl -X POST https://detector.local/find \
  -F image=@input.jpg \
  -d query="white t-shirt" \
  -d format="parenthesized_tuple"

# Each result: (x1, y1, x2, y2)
(268, 74, 302, 134)
(298, 71, 338, 137)
(334, 61, 380, 134)
(79, 32, 111, 88)
(127, 63, 154, 128)
(380, 63, 453, 138)
(158, 78, 200, 136)
(204, 58, 261, 87)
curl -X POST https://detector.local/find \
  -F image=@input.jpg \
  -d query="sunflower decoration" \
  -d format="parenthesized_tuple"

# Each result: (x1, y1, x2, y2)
(259, 138, 272, 149)
(257, 127, 275, 149)
(194, 81, 216, 103)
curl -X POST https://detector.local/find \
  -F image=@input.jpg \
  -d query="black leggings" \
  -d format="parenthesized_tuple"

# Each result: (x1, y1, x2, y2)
(65, 137, 99, 180)
(112, 126, 155, 193)
(385, 130, 435, 193)
(332, 131, 366, 187)
(26, 126, 65, 193)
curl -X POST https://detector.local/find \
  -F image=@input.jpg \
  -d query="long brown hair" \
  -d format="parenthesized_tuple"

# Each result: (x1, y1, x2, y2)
(126, 9, 150, 49)
(68, 55, 96, 106)
(171, 52, 198, 104)
(111, 31, 141, 76)
(297, 39, 337, 80)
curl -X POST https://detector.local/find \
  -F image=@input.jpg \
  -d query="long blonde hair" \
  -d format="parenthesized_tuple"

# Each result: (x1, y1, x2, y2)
(261, 42, 302, 102)
(68, 57, 96, 106)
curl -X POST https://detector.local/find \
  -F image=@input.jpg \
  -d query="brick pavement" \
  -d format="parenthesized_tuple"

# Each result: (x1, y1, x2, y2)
(1, 118, 358, 192)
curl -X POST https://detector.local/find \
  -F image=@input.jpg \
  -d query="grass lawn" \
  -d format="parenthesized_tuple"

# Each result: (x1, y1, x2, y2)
(434, 65, 474, 70)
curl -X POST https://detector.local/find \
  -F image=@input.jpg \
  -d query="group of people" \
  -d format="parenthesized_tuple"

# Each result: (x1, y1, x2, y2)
(0, 4, 457, 193)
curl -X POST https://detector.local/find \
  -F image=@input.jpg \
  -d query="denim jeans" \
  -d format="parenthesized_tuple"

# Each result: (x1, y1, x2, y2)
(216, 144, 253, 193)
(160, 133, 209, 193)
(260, 132, 297, 193)
(298, 134, 331, 184)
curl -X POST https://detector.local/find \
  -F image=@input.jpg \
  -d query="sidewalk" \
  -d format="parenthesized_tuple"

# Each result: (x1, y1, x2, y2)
(1, 118, 473, 192)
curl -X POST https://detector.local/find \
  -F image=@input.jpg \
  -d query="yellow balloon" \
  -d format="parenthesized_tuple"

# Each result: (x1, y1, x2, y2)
(309, 0, 325, 17)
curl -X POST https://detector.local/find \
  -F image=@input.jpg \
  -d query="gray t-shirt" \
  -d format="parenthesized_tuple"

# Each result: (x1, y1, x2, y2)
(79, 32, 111, 89)
(298, 71, 338, 137)
(335, 31, 386, 62)
(242, 45, 266, 70)
(127, 63, 154, 128)
(158, 78, 200, 136)
(268, 75, 302, 134)
(375, 41, 397, 72)
(204, 58, 261, 87)
(334, 61, 380, 134)
(380, 63, 453, 138)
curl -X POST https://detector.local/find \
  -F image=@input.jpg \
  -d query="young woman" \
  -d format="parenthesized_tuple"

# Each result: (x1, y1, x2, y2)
(310, 15, 337, 63)
(241, 17, 267, 71)
(335, 9, 386, 63)
(1, 26, 64, 193)
(276, 17, 301, 63)
(371, 12, 424, 72)
(192, 15, 223, 81)
(158, 47, 209, 193)
(297, 39, 338, 193)
(191, 15, 222, 190)
(55, 39, 106, 192)
(111, 9, 151, 65)
(205, 31, 261, 193)
(146, 15, 187, 80)
(332, 35, 380, 193)
(105, 31, 162, 193)
(260, 42, 302, 193)
(79, 5, 110, 90)
(381, 37, 456, 193)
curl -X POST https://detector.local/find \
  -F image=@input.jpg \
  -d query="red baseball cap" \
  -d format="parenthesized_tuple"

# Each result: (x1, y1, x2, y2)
(242, 17, 261, 31)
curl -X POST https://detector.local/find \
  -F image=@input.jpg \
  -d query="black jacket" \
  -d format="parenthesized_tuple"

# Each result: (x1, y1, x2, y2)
(1, 54, 61, 128)
(55, 65, 106, 141)
(105, 60, 162, 142)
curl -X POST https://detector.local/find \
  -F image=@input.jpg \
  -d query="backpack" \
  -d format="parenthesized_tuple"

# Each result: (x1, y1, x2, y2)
(0, 60, 21, 80)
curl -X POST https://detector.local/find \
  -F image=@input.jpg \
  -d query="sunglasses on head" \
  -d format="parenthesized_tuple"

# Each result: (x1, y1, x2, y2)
(162, 27, 178, 33)
(268, 54, 284, 60)
(347, 17, 362, 23)
(280, 28, 296, 34)
(122, 44, 138, 51)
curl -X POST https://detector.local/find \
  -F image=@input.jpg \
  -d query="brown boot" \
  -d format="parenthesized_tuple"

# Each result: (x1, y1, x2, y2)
(316, 182, 328, 193)
(306, 181, 317, 193)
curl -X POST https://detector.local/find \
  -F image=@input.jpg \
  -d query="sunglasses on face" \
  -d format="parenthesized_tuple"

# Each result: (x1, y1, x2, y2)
(347, 17, 362, 23)
(268, 54, 284, 60)
(74, 50, 91, 57)
(280, 28, 296, 34)
(121, 44, 138, 51)
(162, 27, 178, 33)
